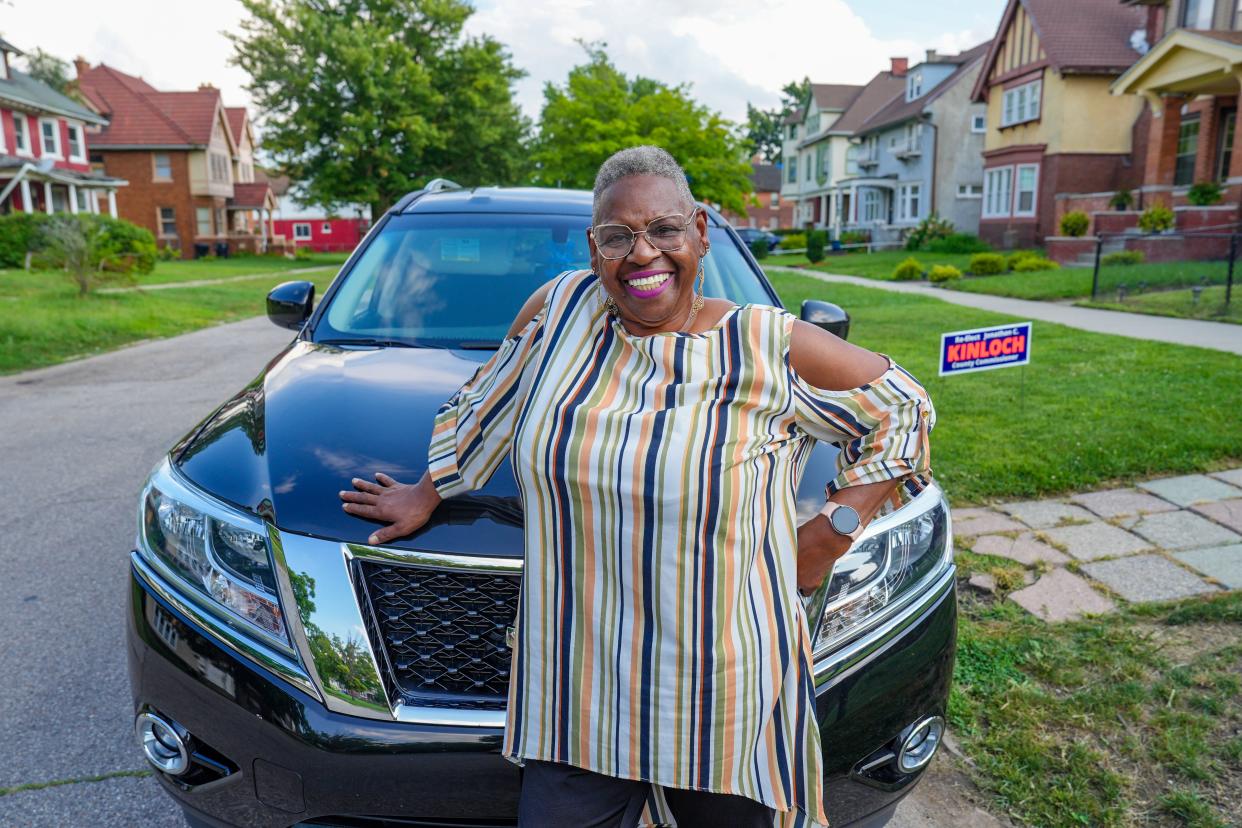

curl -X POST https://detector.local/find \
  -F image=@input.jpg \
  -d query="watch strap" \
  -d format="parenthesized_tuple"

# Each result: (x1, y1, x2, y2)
(819, 501, 863, 541)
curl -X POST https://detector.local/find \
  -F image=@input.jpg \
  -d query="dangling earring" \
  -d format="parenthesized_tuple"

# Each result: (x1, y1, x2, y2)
(604, 295, 619, 315)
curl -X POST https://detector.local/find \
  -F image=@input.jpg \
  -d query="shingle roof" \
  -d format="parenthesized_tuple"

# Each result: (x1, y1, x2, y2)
(225, 107, 247, 144)
(856, 41, 992, 135)
(825, 70, 907, 135)
(78, 63, 232, 148)
(750, 162, 781, 192)
(229, 181, 273, 208)
(0, 67, 106, 125)
(810, 83, 863, 111)
(0, 37, 23, 55)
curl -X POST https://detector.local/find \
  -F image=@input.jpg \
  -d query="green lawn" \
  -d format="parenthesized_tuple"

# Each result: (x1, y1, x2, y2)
(0, 266, 340, 374)
(767, 269, 1242, 505)
(135, 252, 349, 285)
(950, 259, 1235, 302)
(1080, 284, 1242, 325)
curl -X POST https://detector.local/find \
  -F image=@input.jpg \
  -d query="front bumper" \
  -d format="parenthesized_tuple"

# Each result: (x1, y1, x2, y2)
(128, 547, 956, 827)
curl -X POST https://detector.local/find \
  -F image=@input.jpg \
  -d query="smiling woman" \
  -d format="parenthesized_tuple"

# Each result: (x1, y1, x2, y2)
(342, 146, 938, 828)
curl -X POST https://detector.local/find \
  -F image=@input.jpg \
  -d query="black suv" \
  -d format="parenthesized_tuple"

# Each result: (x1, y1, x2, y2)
(127, 184, 957, 828)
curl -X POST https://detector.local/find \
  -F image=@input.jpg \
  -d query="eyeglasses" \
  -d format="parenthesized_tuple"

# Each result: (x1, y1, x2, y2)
(591, 208, 699, 260)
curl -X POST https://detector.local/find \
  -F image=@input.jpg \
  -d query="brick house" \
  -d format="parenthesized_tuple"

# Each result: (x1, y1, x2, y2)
(75, 61, 276, 257)
(0, 37, 127, 216)
(972, 0, 1148, 247)
(720, 161, 794, 230)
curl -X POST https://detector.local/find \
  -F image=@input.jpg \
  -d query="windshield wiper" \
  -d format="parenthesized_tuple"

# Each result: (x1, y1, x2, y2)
(315, 338, 419, 348)
(457, 340, 503, 350)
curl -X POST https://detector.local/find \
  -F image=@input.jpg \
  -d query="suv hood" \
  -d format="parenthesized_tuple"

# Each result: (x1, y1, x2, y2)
(172, 340, 842, 557)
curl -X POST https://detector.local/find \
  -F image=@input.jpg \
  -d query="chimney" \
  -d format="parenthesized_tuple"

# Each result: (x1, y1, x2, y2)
(74, 56, 90, 78)
(925, 49, 939, 63)
(198, 82, 216, 91)
(890, 57, 909, 77)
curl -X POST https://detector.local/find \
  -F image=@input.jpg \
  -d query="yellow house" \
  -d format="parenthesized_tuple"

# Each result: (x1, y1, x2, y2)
(972, 0, 1147, 245)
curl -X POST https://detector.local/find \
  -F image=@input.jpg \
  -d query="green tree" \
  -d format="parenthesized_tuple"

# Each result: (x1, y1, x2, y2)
(38, 215, 157, 296)
(228, 0, 530, 219)
(23, 48, 73, 96)
(533, 42, 753, 216)
(743, 76, 812, 164)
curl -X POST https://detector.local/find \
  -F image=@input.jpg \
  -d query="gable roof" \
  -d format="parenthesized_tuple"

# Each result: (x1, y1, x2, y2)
(972, 0, 1144, 100)
(825, 70, 907, 136)
(750, 162, 781, 192)
(810, 83, 863, 112)
(78, 63, 236, 149)
(0, 65, 106, 125)
(225, 107, 248, 145)
(856, 40, 991, 135)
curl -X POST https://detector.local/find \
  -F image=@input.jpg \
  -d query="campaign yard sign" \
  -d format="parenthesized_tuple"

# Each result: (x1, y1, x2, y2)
(940, 322, 1031, 376)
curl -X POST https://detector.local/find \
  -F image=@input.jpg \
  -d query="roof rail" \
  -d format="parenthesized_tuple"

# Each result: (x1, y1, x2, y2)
(424, 178, 462, 194)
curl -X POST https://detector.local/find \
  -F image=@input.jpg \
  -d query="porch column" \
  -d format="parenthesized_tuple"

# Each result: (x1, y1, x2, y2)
(19, 179, 32, 214)
(1193, 101, 1219, 184)
(1231, 74, 1242, 181)
(68, 184, 78, 214)
(43, 181, 53, 214)
(107, 190, 117, 218)
(260, 207, 268, 251)
(820, 194, 828, 228)
(1143, 93, 1184, 189)
(849, 185, 858, 223)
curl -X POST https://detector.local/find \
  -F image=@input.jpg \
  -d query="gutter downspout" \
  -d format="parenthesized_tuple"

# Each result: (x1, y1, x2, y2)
(925, 116, 938, 218)
(0, 162, 35, 207)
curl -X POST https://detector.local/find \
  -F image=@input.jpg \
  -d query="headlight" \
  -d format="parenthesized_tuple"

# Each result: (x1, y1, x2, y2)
(809, 493, 950, 656)
(138, 463, 290, 648)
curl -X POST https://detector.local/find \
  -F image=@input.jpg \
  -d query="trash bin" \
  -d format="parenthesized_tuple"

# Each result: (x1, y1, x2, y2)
(831, 239, 842, 252)
(193, 242, 210, 259)
(214, 242, 230, 258)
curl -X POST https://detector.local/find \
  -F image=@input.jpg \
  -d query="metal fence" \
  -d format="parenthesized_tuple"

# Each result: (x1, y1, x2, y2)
(1088, 229, 1238, 309)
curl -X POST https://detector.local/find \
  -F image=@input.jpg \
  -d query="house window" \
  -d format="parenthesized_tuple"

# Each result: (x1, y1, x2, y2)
(983, 167, 1014, 218)
(1218, 109, 1237, 180)
(904, 122, 921, 151)
(75, 188, 88, 212)
(898, 183, 921, 221)
(66, 123, 85, 161)
(972, 113, 987, 133)
(39, 118, 61, 158)
(788, 124, 798, 140)
(13, 114, 30, 155)
(957, 184, 984, 199)
(158, 208, 177, 237)
(1001, 79, 1042, 127)
(861, 189, 886, 222)
(787, 157, 798, 183)
(809, 113, 821, 134)
(907, 71, 923, 101)
(866, 135, 879, 160)
(153, 153, 173, 181)
(805, 153, 813, 181)
(293, 223, 312, 240)
(196, 207, 213, 237)
(321, 222, 332, 233)
(1181, 0, 1213, 28)
(1175, 114, 1201, 187)
(771, 192, 780, 207)
(209, 152, 230, 183)
(1014, 164, 1039, 216)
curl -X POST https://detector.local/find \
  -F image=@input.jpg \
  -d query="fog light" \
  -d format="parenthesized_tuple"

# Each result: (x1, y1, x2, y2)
(136, 712, 189, 775)
(897, 715, 943, 773)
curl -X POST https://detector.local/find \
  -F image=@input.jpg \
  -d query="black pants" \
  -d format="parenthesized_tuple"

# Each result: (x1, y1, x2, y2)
(517, 759, 777, 828)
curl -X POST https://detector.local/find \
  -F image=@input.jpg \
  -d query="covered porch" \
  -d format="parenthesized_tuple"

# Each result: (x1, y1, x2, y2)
(831, 176, 899, 243)
(0, 157, 126, 217)
(1113, 30, 1242, 201)
(226, 182, 280, 254)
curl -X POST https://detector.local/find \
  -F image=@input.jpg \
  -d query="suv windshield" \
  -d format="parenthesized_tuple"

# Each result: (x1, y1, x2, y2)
(315, 212, 777, 348)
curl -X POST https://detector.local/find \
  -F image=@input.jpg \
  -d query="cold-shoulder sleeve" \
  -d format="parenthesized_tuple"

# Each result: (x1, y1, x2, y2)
(789, 349, 937, 507)
(427, 311, 545, 498)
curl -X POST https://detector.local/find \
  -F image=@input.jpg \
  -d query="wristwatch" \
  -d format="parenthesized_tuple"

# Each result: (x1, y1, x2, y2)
(819, 501, 863, 542)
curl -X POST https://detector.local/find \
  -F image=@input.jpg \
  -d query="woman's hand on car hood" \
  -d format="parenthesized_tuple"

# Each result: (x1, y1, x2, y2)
(340, 470, 441, 545)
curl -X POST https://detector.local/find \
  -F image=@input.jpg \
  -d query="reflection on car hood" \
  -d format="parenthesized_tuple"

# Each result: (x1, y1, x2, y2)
(172, 340, 842, 558)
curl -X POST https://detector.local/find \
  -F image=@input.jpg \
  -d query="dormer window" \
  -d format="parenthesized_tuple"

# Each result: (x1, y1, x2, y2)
(906, 71, 923, 101)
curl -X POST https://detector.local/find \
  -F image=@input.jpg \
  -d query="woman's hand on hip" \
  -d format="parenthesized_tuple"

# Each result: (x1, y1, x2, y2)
(796, 514, 852, 595)
(339, 470, 442, 545)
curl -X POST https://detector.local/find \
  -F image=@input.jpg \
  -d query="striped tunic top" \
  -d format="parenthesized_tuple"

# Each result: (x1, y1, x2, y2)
(429, 270, 935, 828)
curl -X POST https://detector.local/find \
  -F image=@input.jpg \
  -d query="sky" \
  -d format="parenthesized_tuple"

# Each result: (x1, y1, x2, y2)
(2, 0, 1003, 125)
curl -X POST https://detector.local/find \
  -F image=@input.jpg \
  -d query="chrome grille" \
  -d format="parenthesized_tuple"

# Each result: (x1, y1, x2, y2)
(355, 559, 519, 708)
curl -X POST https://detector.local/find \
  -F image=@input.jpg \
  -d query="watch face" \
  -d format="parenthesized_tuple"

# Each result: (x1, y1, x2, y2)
(830, 504, 861, 535)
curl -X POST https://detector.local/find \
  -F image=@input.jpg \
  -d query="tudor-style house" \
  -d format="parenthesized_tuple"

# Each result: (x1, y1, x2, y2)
(0, 37, 126, 216)
(76, 61, 277, 258)
(838, 42, 991, 243)
(973, 0, 1147, 246)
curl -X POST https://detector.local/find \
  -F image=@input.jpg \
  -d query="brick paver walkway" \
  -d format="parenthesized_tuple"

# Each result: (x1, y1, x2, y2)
(953, 468, 1242, 621)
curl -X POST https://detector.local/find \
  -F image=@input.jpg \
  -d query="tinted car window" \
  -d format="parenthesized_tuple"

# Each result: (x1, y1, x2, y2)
(317, 212, 777, 348)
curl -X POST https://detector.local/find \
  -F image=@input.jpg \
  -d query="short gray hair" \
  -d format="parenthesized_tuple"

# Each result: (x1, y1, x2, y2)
(592, 145, 695, 223)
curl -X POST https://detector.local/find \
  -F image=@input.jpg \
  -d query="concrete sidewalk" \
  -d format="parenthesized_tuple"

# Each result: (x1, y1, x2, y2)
(767, 265, 1242, 355)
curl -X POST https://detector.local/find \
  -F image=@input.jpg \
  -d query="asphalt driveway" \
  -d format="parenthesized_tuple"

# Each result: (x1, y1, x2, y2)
(0, 317, 1004, 827)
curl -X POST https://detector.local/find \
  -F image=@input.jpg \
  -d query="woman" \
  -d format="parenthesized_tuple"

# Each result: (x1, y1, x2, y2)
(340, 146, 935, 828)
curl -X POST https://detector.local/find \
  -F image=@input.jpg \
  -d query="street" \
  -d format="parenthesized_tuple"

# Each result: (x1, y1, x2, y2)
(0, 317, 1001, 827)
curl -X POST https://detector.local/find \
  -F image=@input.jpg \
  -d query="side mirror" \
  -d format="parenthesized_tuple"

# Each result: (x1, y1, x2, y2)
(800, 299, 850, 341)
(267, 280, 316, 330)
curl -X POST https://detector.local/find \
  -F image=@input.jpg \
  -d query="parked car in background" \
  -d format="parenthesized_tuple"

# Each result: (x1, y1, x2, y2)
(126, 183, 957, 828)
(734, 225, 781, 252)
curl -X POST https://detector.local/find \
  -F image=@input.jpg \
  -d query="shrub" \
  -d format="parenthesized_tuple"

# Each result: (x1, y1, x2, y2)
(93, 214, 157, 275)
(891, 256, 924, 281)
(838, 230, 870, 250)
(1186, 181, 1223, 206)
(1138, 202, 1175, 233)
(969, 252, 1006, 275)
(806, 229, 827, 264)
(1109, 189, 1134, 210)
(1012, 257, 1060, 273)
(1005, 250, 1040, 270)
(749, 238, 769, 259)
(904, 213, 955, 251)
(928, 264, 963, 284)
(293, 245, 313, 260)
(1059, 211, 1090, 237)
(0, 212, 51, 268)
(1101, 250, 1145, 266)
(156, 244, 180, 261)
(37, 214, 156, 294)
(778, 233, 807, 250)
(928, 233, 990, 254)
